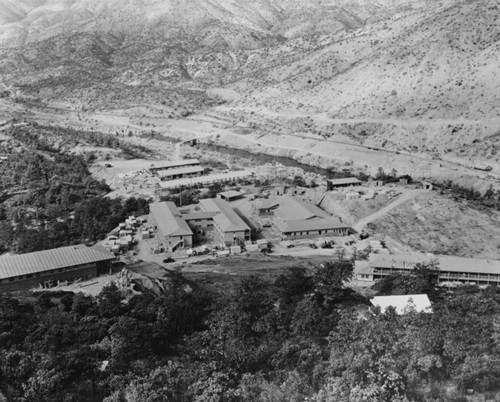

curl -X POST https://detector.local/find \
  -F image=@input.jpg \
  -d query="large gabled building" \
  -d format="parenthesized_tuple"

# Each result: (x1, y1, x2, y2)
(0, 245, 115, 290)
(149, 202, 193, 251)
(258, 195, 351, 238)
(199, 198, 251, 246)
(149, 159, 200, 176)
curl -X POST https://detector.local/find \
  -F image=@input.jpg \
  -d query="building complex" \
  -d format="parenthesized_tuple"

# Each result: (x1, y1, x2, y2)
(199, 198, 251, 246)
(256, 195, 351, 238)
(149, 202, 193, 251)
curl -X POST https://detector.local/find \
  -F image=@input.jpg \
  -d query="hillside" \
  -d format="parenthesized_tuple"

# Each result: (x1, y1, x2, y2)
(0, 0, 499, 172)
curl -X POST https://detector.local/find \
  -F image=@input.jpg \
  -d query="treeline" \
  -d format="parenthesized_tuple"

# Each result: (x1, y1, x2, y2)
(435, 180, 500, 210)
(6, 123, 152, 159)
(1, 261, 499, 401)
(0, 128, 151, 253)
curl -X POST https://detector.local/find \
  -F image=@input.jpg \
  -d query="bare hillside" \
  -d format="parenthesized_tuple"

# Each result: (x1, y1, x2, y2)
(0, 0, 498, 172)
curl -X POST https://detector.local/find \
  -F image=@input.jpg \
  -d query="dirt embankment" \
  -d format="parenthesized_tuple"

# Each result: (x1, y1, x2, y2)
(371, 192, 500, 259)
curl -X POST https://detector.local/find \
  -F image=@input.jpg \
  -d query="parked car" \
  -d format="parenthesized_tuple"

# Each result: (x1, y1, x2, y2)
(163, 257, 175, 263)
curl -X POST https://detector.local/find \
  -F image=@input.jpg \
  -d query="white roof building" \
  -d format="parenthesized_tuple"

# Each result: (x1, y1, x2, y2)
(371, 294, 432, 314)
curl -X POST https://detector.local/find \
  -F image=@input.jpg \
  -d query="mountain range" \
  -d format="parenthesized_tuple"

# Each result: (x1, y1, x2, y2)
(0, 0, 499, 169)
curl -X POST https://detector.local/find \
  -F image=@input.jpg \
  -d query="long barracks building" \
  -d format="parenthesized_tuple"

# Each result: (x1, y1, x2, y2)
(356, 254, 500, 287)
(0, 245, 115, 290)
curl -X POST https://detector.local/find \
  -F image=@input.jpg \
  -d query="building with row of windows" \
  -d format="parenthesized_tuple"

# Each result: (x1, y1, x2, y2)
(356, 253, 500, 287)
(0, 245, 115, 290)
(199, 198, 251, 246)
(255, 195, 351, 238)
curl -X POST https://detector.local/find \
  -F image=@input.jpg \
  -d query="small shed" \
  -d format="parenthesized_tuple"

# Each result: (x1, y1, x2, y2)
(230, 246, 242, 255)
(218, 190, 244, 202)
(246, 244, 260, 253)
(256, 239, 268, 250)
(422, 181, 433, 190)
(217, 250, 230, 257)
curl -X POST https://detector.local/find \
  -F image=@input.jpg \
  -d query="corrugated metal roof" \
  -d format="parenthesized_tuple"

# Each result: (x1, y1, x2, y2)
(157, 165, 204, 177)
(328, 177, 362, 186)
(0, 245, 115, 280)
(150, 202, 193, 237)
(200, 198, 250, 233)
(150, 159, 200, 171)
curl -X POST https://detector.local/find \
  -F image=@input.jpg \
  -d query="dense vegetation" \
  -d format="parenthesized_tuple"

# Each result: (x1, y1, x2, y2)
(1, 260, 499, 401)
(0, 124, 151, 253)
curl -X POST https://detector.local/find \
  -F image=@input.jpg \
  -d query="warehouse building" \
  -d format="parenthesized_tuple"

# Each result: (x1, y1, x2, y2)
(256, 195, 351, 238)
(149, 202, 193, 251)
(157, 171, 254, 192)
(156, 165, 205, 181)
(356, 254, 500, 286)
(199, 198, 251, 246)
(276, 217, 350, 238)
(149, 159, 200, 176)
(0, 245, 115, 290)
(327, 177, 362, 190)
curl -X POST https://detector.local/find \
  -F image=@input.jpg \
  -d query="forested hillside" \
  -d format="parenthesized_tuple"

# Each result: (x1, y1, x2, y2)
(0, 123, 151, 253)
(0, 261, 499, 401)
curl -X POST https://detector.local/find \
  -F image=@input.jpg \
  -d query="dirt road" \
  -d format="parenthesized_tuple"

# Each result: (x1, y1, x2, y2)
(352, 189, 426, 232)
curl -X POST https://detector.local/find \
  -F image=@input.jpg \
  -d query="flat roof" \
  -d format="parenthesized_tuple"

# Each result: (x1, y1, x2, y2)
(279, 217, 349, 233)
(149, 202, 193, 237)
(0, 245, 115, 280)
(328, 177, 362, 186)
(159, 171, 253, 190)
(371, 294, 432, 314)
(219, 190, 244, 199)
(157, 165, 204, 177)
(370, 254, 500, 275)
(199, 198, 250, 232)
(274, 195, 330, 221)
(150, 159, 200, 171)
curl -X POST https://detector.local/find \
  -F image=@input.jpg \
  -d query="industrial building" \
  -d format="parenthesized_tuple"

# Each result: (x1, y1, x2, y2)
(256, 195, 351, 238)
(0, 245, 115, 290)
(149, 202, 193, 251)
(327, 177, 362, 190)
(356, 254, 500, 287)
(149, 159, 200, 176)
(157, 171, 254, 192)
(199, 198, 251, 246)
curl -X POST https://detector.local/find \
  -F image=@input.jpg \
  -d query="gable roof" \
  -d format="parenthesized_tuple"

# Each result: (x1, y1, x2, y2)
(328, 177, 362, 186)
(0, 245, 115, 280)
(149, 159, 200, 171)
(274, 195, 329, 221)
(157, 165, 204, 177)
(199, 198, 250, 232)
(149, 202, 193, 237)
(371, 294, 432, 314)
